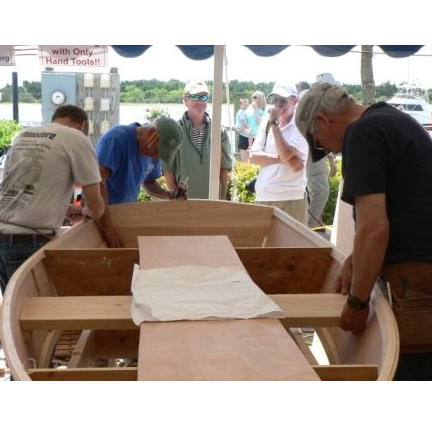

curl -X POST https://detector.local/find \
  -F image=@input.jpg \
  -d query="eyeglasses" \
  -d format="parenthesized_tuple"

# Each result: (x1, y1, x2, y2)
(188, 94, 209, 102)
(271, 96, 289, 105)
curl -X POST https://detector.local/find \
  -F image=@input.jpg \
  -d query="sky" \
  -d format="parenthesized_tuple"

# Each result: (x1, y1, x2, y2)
(2, 45, 432, 91)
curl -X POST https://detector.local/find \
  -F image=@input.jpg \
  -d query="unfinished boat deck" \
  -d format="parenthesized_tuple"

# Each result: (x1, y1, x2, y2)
(1, 200, 399, 380)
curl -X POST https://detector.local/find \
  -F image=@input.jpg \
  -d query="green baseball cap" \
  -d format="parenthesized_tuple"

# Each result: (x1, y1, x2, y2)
(155, 116, 183, 164)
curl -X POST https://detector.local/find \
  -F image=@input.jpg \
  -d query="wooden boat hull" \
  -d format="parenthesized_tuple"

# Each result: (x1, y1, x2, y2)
(1, 200, 399, 380)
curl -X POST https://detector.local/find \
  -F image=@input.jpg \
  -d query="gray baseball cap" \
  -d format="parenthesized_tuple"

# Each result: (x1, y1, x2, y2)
(295, 82, 333, 162)
(155, 116, 183, 164)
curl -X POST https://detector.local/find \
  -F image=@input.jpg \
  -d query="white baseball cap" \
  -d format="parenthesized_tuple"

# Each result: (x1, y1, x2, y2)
(268, 83, 298, 98)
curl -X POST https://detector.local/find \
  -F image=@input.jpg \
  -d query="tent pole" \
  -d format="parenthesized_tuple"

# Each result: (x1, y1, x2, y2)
(209, 45, 225, 200)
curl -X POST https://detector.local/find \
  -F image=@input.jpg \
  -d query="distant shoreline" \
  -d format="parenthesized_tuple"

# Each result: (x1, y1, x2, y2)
(0, 102, 236, 128)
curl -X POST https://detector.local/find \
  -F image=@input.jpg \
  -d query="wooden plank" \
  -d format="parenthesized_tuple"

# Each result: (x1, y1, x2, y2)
(270, 293, 345, 327)
(237, 247, 333, 294)
(108, 200, 274, 248)
(330, 179, 355, 257)
(136, 236, 320, 381)
(68, 330, 93, 368)
(20, 296, 135, 331)
(119, 226, 270, 249)
(313, 364, 378, 381)
(20, 294, 345, 330)
(28, 367, 137, 381)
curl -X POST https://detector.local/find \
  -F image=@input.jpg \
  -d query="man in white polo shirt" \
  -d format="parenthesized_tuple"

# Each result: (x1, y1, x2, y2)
(249, 83, 308, 224)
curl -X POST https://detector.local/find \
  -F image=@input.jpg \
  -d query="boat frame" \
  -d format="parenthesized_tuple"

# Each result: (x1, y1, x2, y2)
(1, 200, 399, 380)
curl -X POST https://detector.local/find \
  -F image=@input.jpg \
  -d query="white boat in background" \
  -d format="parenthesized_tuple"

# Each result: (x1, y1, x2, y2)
(387, 82, 432, 127)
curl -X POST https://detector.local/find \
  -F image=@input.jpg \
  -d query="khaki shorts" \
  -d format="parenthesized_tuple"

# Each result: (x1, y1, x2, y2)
(256, 195, 308, 225)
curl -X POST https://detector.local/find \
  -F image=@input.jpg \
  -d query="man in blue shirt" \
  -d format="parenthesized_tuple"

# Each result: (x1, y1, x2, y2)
(96, 116, 183, 247)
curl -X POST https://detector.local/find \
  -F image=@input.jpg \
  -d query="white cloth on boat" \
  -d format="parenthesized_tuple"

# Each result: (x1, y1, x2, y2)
(130, 264, 286, 324)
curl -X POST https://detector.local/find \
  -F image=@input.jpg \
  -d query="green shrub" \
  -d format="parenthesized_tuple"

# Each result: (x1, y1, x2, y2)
(0, 120, 22, 153)
(138, 163, 260, 203)
(232, 159, 341, 226)
(228, 162, 259, 203)
(322, 158, 342, 226)
(137, 159, 341, 227)
(138, 177, 168, 202)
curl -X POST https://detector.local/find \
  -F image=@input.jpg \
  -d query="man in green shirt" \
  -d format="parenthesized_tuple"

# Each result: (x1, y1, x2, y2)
(163, 80, 232, 199)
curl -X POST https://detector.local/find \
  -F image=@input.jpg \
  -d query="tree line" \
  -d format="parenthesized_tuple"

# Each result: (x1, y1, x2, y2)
(0, 79, 431, 104)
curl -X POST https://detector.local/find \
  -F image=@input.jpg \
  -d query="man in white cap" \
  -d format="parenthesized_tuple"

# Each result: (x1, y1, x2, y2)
(96, 116, 184, 247)
(162, 80, 232, 199)
(249, 83, 308, 224)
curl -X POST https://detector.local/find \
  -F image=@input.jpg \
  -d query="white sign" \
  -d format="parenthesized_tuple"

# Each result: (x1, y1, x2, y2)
(39, 45, 108, 67)
(0, 46, 16, 66)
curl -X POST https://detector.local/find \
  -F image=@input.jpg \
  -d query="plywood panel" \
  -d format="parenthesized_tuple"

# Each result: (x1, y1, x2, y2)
(42, 246, 333, 297)
(237, 247, 333, 294)
(136, 235, 319, 381)
(43, 249, 138, 296)
(138, 319, 319, 380)
(138, 235, 241, 268)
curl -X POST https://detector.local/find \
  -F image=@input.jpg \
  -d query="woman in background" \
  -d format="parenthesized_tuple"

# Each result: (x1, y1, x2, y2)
(247, 91, 267, 148)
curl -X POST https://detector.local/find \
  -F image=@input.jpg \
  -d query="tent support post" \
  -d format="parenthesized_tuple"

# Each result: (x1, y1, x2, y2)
(209, 45, 225, 200)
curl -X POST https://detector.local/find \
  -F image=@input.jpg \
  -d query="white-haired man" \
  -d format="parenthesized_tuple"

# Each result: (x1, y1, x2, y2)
(296, 80, 337, 228)
(295, 82, 432, 380)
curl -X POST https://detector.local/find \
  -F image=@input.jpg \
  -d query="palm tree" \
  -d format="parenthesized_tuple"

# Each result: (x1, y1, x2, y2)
(361, 45, 376, 104)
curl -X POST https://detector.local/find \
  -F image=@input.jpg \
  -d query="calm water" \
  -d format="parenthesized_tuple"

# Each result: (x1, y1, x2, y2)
(0, 103, 235, 127)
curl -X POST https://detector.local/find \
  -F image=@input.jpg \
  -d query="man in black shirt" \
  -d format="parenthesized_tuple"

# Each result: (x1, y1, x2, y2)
(295, 82, 432, 380)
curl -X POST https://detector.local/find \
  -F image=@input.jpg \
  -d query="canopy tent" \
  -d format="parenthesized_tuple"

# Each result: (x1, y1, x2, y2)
(7, 45, 420, 199)
(112, 45, 426, 199)
(7, 44, 426, 198)
(111, 45, 425, 59)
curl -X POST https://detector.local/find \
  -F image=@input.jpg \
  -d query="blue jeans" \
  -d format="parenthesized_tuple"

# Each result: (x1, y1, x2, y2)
(0, 238, 50, 295)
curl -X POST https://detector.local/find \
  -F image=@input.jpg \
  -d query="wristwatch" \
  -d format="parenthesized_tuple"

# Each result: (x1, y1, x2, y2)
(347, 293, 370, 310)
(270, 119, 279, 125)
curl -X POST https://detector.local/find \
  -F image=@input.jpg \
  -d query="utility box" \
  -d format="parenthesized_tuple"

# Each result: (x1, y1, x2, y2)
(41, 71, 120, 145)
(41, 72, 77, 124)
